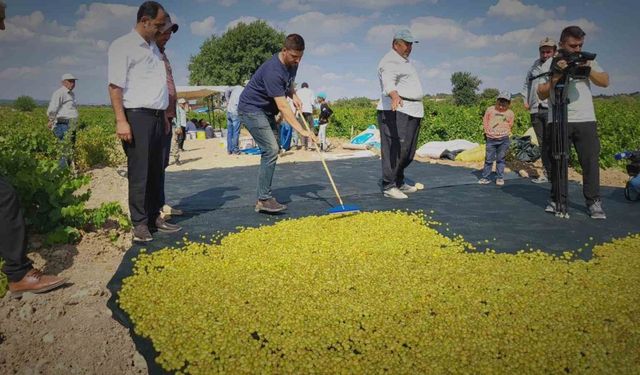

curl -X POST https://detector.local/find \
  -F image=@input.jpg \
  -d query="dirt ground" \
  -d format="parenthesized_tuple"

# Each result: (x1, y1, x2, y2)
(0, 135, 628, 374)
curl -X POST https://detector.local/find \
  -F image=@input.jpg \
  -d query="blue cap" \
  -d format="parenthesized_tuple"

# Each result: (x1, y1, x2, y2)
(317, 92, 327, 99)
(394, 29, 418, 43)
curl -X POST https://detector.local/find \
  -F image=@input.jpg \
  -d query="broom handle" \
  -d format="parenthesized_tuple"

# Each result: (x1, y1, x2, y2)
(297, 110, 345, 207)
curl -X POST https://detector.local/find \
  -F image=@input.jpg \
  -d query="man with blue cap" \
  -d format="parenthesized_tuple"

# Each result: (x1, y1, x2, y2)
(376, 29, 424, 199)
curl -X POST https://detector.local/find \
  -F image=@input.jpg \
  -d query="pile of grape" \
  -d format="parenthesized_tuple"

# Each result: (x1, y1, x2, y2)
(118, 211, 640, 374)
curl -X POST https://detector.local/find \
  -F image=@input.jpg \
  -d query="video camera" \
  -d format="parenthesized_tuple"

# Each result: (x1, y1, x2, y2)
(551, 49, 597, 80)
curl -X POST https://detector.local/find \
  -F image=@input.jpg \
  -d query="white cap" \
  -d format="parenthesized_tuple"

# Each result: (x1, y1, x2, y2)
(61, 73, 77, 81)
(497, 91, 511, 101)
(178, 98, 186, 104)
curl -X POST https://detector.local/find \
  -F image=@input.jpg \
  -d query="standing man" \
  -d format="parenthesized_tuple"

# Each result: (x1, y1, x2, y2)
(156, 13, 183, 221)
(237, 34, 315, 213)
(108, 1, 180, 242)
(538, 25, 610, 219)
(176, 98, 188, 152)
(376, 29, 424, 199)
(296, 82, 316, 149)
(47, 73, 79, 167)
(523, 37, 556, 183)
(226, 80, 247, 155)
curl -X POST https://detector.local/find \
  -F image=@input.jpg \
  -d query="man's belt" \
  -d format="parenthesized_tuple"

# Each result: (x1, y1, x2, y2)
(55, 119, 69, 124)
(125, 108, 165, 117)
(400, 96, 422, 102)
(538, 104, 548, 111)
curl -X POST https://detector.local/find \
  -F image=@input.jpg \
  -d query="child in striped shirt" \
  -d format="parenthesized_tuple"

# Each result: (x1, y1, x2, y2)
(479, 91, 515, 186)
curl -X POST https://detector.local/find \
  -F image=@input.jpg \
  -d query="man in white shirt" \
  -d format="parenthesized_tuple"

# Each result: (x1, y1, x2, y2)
(108, 1, 180, 242)
(226, 80, 247, 154)
(296, 82, 316, 149)
(522, 37, 556, 183)
(376, 29, 424, 199)
(538, 25, 610, 219)
(47, 73, 79, 167)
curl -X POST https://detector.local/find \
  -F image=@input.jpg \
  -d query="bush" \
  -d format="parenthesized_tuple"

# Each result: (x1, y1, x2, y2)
(74, 107, 125, 171)
(14, 95, 38, 112)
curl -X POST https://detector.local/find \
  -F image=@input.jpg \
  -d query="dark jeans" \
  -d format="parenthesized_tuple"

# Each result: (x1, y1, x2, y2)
(178, 126, 186, 150)
(377, 110, 422, 190)
(53, 120, 77, 168)
(122, 110, 165, 226)
(302, 112, 315, 147)
(482, 136, 511, 179)
(0, 177, 32, 282)
(159, 124, 173, 209)
(549, 121, 601, 206)
(239, 111, 280, 200)
(531, 111, 551, 176)
(226, 112, 241, 154)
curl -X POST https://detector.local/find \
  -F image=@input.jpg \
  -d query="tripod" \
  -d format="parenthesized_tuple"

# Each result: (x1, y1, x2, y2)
(550, 73, 571, 218)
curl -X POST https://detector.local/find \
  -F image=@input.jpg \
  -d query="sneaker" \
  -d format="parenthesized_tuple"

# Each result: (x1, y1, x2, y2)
(152, 216, 182, 233)
(383, 187, 408, 199)
(531, 175, 548, 183)
(398, 183, 418, 193)
(544, 201, 557, 213)
(162, 204, 183, 216)
(588, 200, 607, 220)
(255, 198, 287, 213)
(478, 178, 491, 185)
(133, 224, 153, 242)
(496, 179, 505, 186)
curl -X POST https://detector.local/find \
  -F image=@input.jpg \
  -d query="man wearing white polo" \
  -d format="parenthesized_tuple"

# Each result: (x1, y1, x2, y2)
(376, 29, 424, 199)
(108, 1, 180, 242)
(47, 73, 79, 167)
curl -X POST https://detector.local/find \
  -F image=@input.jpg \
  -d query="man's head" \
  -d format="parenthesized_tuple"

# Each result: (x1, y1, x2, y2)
(281, 34, 305, 67)
(559, 26, 586, 54)
(0, 1, 7, 31)
(156, 13, 178, 49)
(538, 37, 556, 63)
(178, 98, 186, 107)
(301, 82, 309, 88)
(496, 91, 511, 112)
(136, 1, 166, 41)
(392, 29, 418, 59)
(61, 73, 77, 91)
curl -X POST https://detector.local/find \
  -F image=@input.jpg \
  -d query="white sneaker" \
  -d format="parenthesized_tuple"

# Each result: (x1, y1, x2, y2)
(398, 183, 418, 193)
(383, 187, 408, 199)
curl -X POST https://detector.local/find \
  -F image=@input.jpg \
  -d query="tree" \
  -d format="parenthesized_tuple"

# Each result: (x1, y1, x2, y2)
(189, 21, 286, 86)
(481, 88, 500, 100)
(450, 72, 482, 106)
(14, 96, 37, 112)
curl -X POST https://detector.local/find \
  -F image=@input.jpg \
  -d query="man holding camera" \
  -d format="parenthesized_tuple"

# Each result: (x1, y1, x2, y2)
(537, 25, 610, 219)
(522, 37, 556, 183)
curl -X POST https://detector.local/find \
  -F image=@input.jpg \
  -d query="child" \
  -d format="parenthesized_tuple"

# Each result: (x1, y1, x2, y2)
(479, 91, 514, 186)
(316, 92, 333, 151)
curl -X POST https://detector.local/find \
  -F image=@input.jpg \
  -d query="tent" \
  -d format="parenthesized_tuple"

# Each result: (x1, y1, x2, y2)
(176, 86, 231, 133)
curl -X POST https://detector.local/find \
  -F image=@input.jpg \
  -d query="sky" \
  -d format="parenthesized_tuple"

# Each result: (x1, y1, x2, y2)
(1, 0, 639, 104)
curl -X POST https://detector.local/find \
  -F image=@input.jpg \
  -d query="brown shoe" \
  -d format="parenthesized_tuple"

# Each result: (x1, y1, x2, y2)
(255, 198, 287, 213)
(152, 216, 182, 233)
(133, 224, 153, 242)
(9, 269, 68, 298)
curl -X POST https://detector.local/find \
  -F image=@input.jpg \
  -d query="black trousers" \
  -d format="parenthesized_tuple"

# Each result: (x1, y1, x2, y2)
(159, 123, 172, 209)
(122, 110, 165, 227)
(549, 121, 601, 206)
(377, 110, 422, 190)
(0, 177, 32, 282)
(531, 110, 551, 176)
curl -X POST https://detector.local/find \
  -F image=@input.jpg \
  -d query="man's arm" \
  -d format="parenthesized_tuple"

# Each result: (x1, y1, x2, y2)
(379, 62, 403, 111)
(522, 67, 532, 110)
(108, 84, 132, 143)
(274, 96, 313, 139)
(590, 69, 609, 88)
(47, 91, 61, 128)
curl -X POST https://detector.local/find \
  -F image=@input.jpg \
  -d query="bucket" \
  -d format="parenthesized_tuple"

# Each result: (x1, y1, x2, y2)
(196, 131, 206, 140)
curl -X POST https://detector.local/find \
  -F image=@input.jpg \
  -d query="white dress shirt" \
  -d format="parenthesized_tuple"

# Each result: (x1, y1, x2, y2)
(108, 29, 168, 110)
(376, 49, 424, 118)
(296, 87, 316, 113)
(47, 86, 78, 121)
(227, 85, 244, 115)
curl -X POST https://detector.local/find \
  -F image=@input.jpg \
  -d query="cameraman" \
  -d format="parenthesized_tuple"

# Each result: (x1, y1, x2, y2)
(537, 25, 609, 219)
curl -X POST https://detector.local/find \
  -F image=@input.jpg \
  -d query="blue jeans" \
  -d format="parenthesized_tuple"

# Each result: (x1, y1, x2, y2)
(53, 121, 75, 167)
(482, 137, 510, 179)
(238, 111, 280, 200)
(226, 112, 241, 154)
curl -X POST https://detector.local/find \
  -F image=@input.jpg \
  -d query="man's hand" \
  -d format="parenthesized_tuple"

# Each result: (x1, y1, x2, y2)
(47, 120, 54, 130)
(389, 91, 403, 111)
(292, 96, 303, 111)
(523, 103, 530, 110)
(116, 119, 133, 143)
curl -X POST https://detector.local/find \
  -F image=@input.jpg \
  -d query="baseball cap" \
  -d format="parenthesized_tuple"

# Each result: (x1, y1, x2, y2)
(61, 73, 77, 81)
(539, 37, 556, 48)
(394, 29, 418, 43)
(161, 14, 179, 33)
(317, 92, 327, 100)
(497, 91, 511, 101)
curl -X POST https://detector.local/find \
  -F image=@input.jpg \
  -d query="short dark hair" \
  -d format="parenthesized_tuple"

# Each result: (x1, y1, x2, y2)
(301, 82, 309, 88)
(284, 34, 305, 51)
(560, 26, 586, 42)
(137, 1, 165, 23)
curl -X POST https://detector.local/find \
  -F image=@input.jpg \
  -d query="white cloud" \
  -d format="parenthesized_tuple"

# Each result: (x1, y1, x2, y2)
(74, 3, 137, 40)
(219, 0, 238, 6)
(52, 56, 81, 66)
(487, 0, 555, 21)
(310, 42, 357, 56)
(191, 16, 216, 37)
(279, 0, 314, 12)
